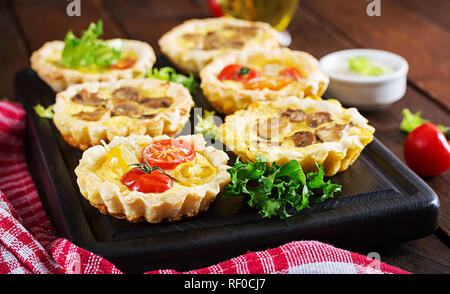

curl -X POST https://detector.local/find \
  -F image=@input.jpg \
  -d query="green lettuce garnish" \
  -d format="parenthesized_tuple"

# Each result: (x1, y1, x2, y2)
(34, 104, 54, 119)
(61, 20, 122, 70)
(145, 67, 198, 98)
(224, 157, 342, 219)
(195, 110, 220, 142)
(348, 56, 386, 76)
(400, 108, 447, 134)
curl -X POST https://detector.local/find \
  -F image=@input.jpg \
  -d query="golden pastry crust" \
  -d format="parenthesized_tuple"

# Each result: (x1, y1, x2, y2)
(220, 97, 375, 176)
(53, 78, 194, 150)
(30, 39, 156, 92)
(200, 47, 329, 114)
(158, 17, 280, 75)
(75, 134, 230, 223)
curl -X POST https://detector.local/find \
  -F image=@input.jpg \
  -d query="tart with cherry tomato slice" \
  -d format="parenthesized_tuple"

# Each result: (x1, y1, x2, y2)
(200, 47, 329, 114)
(75, 134, 230, 223)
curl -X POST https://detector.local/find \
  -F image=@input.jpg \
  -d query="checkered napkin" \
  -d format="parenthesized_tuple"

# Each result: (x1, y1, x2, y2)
(0, 101, 409, 274)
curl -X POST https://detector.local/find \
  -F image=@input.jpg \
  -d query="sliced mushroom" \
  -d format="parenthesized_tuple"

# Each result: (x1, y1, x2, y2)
(228, 39, 245, 49)
(203, 31, 220, 50)
(203, 28, 250, 50)
(280, 109, 307, 122)
(112, 87, 140, 102)
(73, 108, 108, 121)
(71, 89, 105, 106)
(255, 116, 289, 140)
(306, 112, 333, 128)
(223, 25, 259, 37)
(315, 124, 351, 142)
(108, 99, 142, 118)
(182, 33, 202, 42)
(139, 97, 173, 108)
(287, 131, 316, 147)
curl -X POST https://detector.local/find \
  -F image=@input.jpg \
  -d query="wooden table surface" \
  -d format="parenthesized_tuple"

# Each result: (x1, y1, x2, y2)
(1, 0, 448, 274)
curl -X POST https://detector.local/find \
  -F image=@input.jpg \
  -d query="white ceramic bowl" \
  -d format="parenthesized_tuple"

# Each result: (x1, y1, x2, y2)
(319, 49, 408, 110)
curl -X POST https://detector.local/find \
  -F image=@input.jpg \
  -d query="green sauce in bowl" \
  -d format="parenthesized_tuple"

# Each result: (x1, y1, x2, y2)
(348, 56, 389, 76)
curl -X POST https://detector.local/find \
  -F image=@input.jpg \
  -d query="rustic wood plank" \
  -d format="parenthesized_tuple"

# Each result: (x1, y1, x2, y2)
(0, 1, 29, 100)
(302, 0, 450, 110)
(292, 5, 450, 237)
(12, 0, 124, 52)
(397, 0, 450, 31)
(359, 234, 450, 274)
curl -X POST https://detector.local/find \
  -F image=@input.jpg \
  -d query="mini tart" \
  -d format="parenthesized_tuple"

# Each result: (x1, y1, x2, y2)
(220, 97, 375, 176)
(75, 134, 230, 223)
(53, 78, 194, 150)
(200, 47, 329, 114)
(30, 39, 156, 92)
(158, 17, 280, 75)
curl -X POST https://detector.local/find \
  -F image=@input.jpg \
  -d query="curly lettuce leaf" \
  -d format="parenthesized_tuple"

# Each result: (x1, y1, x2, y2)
(61, 21, 122, 70)
(146, 67, 198, 98)
(224, 157, 341, 219)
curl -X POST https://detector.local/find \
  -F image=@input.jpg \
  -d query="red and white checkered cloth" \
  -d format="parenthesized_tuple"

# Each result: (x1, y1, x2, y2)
(0, 101, 410, 274)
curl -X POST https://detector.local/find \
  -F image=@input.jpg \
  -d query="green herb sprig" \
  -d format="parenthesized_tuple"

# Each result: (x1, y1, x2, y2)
(126, 151, 180, 182)
(224, 156, 342, 219)
(238, 67, 250, 76)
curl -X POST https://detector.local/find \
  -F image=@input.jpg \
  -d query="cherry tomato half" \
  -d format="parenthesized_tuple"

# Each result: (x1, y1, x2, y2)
(143, 139, 196, 170)
(279, 67, 303, 81)
(110, 58, 136, 70)
(207, 0, 224, 17)
(121, 169, 173, 194)
(217, 64, 260, 82)
(404, 123, 450, 176)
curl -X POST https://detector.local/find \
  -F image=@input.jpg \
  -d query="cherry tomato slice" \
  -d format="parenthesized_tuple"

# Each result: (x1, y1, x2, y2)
(143, 139, 196, 170)
(279, 67, 303, 81)
(217, 64, 260, 82)
(404, 123, 450, 176)
(121, 169, 173, 194)
(110, 58, 136, 70)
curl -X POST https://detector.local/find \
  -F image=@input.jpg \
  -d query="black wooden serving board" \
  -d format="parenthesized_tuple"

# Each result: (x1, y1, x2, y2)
(15, 62, 439, 273)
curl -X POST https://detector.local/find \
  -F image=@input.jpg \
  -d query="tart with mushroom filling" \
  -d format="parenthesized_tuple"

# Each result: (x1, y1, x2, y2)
(30, 21, 155, 92)
(53, 78, 194, 150)
(75, 134, 230, 223)
(200, 47, 329, 114)
(220, 97, 375, 176)
(158, 17, 280, 75)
